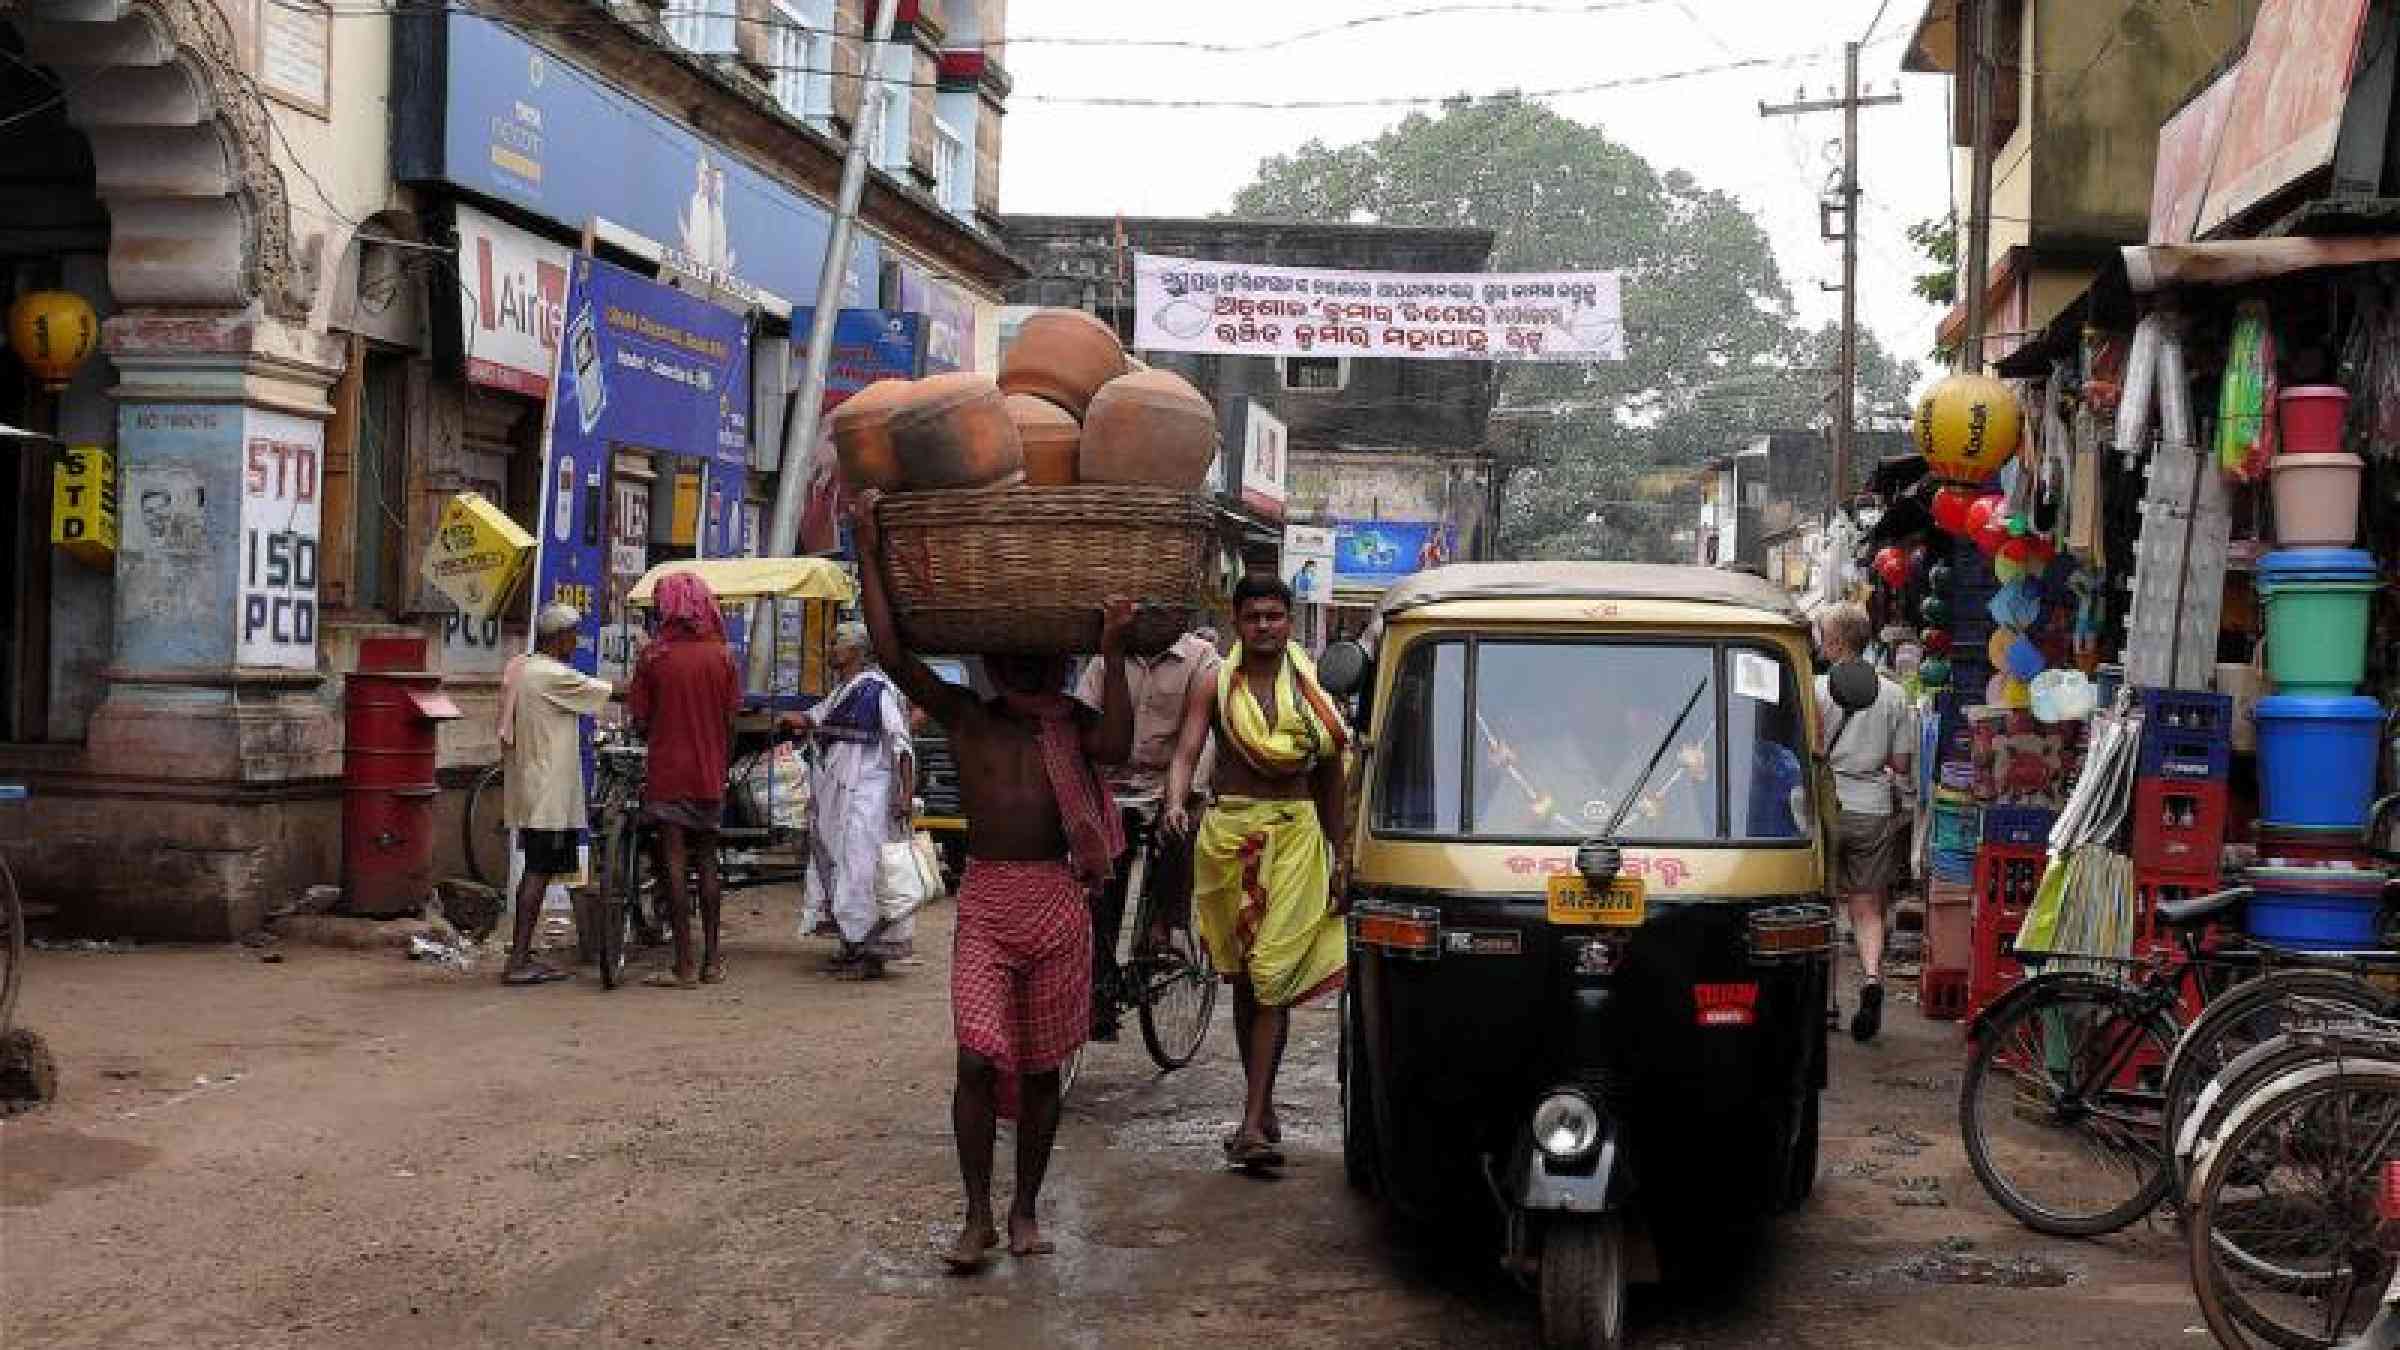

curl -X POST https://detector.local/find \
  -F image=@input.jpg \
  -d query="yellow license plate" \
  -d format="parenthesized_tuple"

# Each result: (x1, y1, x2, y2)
(1545, 874, 1646, 926)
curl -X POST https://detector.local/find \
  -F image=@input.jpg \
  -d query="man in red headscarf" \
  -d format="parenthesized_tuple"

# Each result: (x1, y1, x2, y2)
(627, 569, 743, 988)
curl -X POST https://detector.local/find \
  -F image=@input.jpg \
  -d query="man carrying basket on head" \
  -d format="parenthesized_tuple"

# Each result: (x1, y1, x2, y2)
(1165, 575, 1350, 1173)
(847, 489, 1135, 1274)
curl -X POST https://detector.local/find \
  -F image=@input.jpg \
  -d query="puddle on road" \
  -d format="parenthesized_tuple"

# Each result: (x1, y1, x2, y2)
(0, 1127, 160, 1207)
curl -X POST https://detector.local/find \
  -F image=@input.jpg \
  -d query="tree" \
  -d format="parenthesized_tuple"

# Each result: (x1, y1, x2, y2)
(1232, 97, 1903, 560)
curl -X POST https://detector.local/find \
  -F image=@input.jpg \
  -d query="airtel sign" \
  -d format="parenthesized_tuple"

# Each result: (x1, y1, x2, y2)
(456, 202, 571, 398)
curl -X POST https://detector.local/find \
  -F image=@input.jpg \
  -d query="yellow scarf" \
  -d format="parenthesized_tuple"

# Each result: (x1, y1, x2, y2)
(1217, 643, 1350, 777)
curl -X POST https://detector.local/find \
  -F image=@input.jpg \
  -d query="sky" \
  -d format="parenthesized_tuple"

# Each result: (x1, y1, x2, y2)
(998, 0, 1958, 377)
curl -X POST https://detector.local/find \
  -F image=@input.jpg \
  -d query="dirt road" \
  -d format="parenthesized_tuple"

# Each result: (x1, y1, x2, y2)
(3, 897, 2209, 1348)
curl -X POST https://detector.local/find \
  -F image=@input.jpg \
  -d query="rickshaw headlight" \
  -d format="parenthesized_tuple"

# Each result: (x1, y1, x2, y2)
(1531, 1091, 1600, 1161)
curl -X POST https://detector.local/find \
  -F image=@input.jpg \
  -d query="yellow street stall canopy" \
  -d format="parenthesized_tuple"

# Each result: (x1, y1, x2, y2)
(626, 557, 855, 607)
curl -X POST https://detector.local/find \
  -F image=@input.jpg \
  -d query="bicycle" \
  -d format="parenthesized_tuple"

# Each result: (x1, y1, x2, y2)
(1959, 885, 2398, 1238)
(2185, 1002, 2400, 1349)
(1060, 795, 1218, 1098)
(463, 762, 509, 888)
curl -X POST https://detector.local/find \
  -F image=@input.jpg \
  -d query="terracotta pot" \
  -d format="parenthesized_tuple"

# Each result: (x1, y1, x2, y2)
(1005, 393, 1081, 487)
(886, 372, 1025, 491)
(829, 377, 915, 491)
(998, 309, 1126, 418)
(1079, 368, 1218, 489)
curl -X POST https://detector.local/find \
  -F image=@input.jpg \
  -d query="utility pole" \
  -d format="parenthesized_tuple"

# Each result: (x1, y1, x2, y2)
(1760, 41, 1899, 513)
(1960, 0, 1998, 375)
(751, 0, 903, 687)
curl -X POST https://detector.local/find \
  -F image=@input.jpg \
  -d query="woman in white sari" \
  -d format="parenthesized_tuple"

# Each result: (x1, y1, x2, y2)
(790, 623, 916, 975)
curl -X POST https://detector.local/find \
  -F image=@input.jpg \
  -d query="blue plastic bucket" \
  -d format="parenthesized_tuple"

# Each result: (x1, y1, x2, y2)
(2245, 869, 2389, 951)
(2254, 694, 2384, 828)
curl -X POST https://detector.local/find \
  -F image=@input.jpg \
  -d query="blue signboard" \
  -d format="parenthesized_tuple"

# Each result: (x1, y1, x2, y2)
(793, 309, 925, 411)
(1333, 520, 1456, 590)
(423, 13, 877, 311)
(533, 256, 753, 671)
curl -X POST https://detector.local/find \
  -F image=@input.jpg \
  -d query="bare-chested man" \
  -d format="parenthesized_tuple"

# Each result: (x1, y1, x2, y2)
(849, 489, 1134, 1271)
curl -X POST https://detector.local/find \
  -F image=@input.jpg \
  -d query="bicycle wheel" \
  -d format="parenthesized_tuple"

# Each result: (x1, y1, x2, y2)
(598, 818, 637, 990)
(2165, 971, 2397, 1194)
(463, 764, 509, 887)
(1960, 976, 2180, 1235)
(1132, 849, 1218, 1071)
(0, 857, 22, 1038)
(2189, 1058, 2400, 1350)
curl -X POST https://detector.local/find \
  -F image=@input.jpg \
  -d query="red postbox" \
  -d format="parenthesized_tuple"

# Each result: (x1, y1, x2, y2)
(343, 635, 461, 916)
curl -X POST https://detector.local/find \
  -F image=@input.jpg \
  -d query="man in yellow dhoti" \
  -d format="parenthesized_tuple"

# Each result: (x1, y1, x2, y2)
(1166, 575, 1350, 1172)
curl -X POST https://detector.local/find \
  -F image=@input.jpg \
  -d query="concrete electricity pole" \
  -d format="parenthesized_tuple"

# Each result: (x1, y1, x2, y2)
(750, 0, 904, 686)
(1760, 41, 1899, 514)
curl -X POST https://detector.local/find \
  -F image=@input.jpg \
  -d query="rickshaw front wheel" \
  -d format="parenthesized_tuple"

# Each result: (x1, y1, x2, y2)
(1538, 1215, 1627, 1350)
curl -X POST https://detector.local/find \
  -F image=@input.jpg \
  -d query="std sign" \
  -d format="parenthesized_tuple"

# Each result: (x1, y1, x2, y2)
(237, 409, 322, 669)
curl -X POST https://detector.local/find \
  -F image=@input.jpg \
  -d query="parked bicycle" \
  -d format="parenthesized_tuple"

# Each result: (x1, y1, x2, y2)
(1958, 884, 2400, 1238)
(1060, 794, 1217, 1098)
(2183, 997, 2400, 1349)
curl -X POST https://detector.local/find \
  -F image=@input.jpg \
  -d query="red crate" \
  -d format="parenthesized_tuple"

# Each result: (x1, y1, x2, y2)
(2131, 777, 2229, 873)
(1920, 967, 1969, 1021)
(1926, 892, 1973, 972)
(1967, 844, 2047, 1021)
(2136, 869, 2222, 1026)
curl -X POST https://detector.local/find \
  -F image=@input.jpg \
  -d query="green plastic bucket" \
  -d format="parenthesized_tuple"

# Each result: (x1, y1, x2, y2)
(2264, 581, 2376, 694)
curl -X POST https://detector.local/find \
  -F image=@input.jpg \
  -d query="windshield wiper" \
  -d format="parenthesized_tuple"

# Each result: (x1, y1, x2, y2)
(1601, 676, 1710, 839)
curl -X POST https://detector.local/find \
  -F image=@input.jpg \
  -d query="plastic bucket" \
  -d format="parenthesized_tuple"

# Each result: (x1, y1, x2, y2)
(2255, 822, 2374, 869)
(2244, 868, 2388, 950)
(2255, 694, 2384, 828)
(2279, 384, 2352, 455)
(2270, 452, 2364, 547)
(2263, 582, 2376, 694)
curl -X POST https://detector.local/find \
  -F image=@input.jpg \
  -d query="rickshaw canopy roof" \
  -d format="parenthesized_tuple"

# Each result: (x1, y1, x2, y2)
(1377, 562, 1806, 625)
(627, 557, 854, 606)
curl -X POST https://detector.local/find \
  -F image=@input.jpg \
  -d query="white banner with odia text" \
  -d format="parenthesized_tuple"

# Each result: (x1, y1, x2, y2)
(1132, 252, 1623, 363)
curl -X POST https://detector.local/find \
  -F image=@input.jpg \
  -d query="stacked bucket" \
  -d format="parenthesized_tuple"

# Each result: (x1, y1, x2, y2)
(2250, 383, 2388, 950)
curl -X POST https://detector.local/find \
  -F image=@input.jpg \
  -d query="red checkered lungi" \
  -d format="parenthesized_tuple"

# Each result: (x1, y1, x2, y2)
(951, 860, 1091, 1078)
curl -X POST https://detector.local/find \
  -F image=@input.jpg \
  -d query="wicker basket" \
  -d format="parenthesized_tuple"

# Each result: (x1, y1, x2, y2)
(876, 486, 1217, 655)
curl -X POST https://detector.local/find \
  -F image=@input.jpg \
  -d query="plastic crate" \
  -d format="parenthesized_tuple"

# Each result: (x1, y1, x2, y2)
(2135, 688, 2234, 742)
(1931, 801, 1982, 853)
(2137, 729, 2233, 781)
(2131, 778, 2229, 873)
(1968, 843, 2047, 1020)
(1926, 892, 1974, 971)
(1919, 967, 1969, 1021)
(1981, 805, 2056, 847)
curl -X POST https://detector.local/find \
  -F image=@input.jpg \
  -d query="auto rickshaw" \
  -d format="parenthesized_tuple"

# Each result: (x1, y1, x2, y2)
(1319, 563, 1839, 1350)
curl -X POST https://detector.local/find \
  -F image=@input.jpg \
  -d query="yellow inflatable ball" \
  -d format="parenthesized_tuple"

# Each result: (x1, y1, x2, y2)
(1986, 627, 2018, 671)
(1913, 373, 2023, 484)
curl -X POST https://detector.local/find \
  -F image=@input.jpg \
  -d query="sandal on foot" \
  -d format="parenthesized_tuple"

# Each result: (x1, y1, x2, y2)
(700, 960, 726, 985)
(502, 964, 570, 986)
(1226, 1135, 1285, 1170)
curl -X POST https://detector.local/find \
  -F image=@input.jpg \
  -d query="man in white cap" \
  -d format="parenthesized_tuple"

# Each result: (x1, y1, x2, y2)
(497, 603, 614, 985)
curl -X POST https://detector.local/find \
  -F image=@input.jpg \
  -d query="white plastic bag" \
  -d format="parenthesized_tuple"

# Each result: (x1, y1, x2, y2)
(876, 839, 926, 924)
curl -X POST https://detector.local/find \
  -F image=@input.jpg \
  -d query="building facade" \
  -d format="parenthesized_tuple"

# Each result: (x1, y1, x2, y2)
(0, 0, 1022, 937)
(999, 216, 1499, 636)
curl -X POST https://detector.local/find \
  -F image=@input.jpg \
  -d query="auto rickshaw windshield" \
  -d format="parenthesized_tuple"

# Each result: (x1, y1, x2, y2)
(1373, 637, 1813, 843)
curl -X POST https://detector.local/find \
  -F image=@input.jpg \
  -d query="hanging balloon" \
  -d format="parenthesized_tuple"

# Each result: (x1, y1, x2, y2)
(1921, 656, 1952, 688)
(1873, 546, 1906, 587)
(1907, 543, 1931, 575)
(1920, 596, 1950, 627)
(1997, 536, 2033, 568)
(1965, 495, 1999, 536)
(1931, 486, 1973, 534)
(1922, 628, 1953, 655)
(1927, 562, 1953, 592)
(1913, 373, 2024, 484)
(1993, 551, 2027, 585)
(1987, 628, 2018, 670)
(2006, 635, 2046, 681)
(2025, 536, 2057, 568)
(1976, 517, 2011, 557)
(1986, 671, 2012, 707)
(2006, 513, 2031, 538)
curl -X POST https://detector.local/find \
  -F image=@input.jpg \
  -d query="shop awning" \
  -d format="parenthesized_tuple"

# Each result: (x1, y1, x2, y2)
(2122, 235, 2400, 293)
(627, 557, 855, 606)
(0, 422, 54, 442)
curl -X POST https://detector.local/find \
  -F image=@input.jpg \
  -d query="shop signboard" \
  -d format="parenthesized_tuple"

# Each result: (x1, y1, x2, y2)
(1332, 519, 1453, 592)
(1282, 523, 1335, 604)
(400, 12, 877, 312)
(237, 409, 324, 669)
(1134, 252, 1624, 362)
(531, 256, 751, 671)
(2149, 65, 2240, 243)
(50, 443, 116, 569)
(2191, 0, 2373, 238)
(895, 264, 978, 374)
(422, 491, 533, 622)
(1241, 400, 1287, 521)
(454, 203, 572, 397)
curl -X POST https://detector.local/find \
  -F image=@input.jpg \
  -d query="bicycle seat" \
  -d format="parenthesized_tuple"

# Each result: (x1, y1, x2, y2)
(1114, 792, 1164, 824)
(2157, 885, 2248, 927)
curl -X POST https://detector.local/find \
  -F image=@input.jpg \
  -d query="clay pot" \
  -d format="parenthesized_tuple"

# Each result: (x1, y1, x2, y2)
(1005, 393, 1081, 487)
(1079, 368, 1218, 489)
(885, 372, 1024, 491)
(829, 377, 914, 491)
(999, 309, 1126, 418)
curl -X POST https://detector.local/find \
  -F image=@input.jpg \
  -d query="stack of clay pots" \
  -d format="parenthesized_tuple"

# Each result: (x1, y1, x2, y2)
(830, 308, 1219, 494)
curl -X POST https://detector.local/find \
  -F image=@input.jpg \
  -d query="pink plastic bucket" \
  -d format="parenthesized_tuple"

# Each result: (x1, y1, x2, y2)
(2271, 452, 2364, 547)
(2279, 385, 2352, 454)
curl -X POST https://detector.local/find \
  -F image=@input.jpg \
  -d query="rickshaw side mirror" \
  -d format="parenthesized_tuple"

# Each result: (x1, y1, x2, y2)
(1318, 639, 1372, 697)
